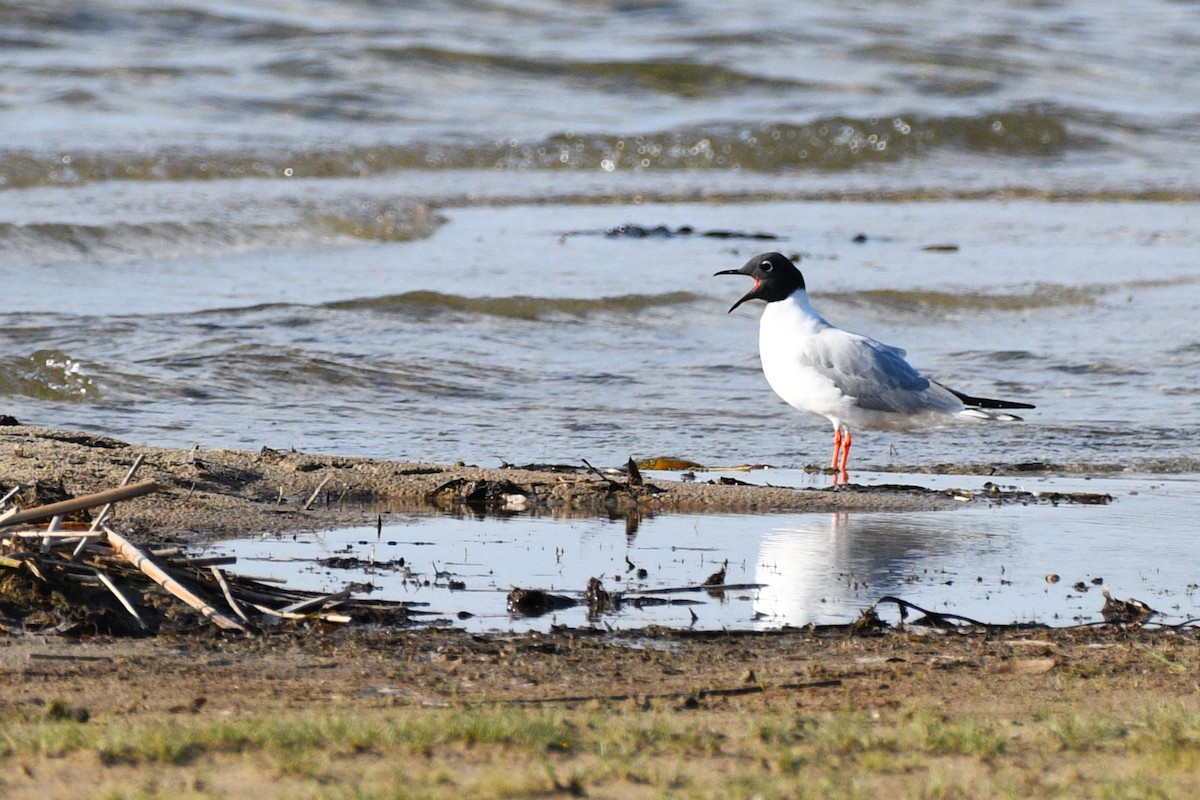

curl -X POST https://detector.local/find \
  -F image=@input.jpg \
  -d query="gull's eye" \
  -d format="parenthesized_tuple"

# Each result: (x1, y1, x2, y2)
(760, 260, 773, 273)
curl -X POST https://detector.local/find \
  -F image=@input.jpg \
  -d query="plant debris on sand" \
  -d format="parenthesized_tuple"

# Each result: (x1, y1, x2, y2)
(0, 426, 1109, 542)
(0, 425, 1113, 636)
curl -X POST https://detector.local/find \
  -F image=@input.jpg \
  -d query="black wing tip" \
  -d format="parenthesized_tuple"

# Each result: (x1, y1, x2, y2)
(974, 398, 1036, 410)
(947, 387, 1035, 410)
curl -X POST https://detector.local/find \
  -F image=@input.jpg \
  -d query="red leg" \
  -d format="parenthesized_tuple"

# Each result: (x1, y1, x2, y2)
(831, 428, 842, 469)
(837, 429, 852, 480)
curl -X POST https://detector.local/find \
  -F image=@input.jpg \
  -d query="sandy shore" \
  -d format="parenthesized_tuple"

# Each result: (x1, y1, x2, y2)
(0, 426, 1103, 543)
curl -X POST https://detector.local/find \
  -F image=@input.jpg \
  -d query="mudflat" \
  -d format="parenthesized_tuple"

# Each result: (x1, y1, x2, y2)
(0, 426, 984, 535)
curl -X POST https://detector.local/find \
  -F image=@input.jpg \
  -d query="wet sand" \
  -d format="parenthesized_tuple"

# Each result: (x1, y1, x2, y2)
(0, 426, 943, 538)
(0, 426, 1102, 540)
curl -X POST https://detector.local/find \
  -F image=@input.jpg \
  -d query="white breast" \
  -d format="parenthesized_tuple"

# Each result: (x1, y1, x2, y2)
(757, 294, 853, 428)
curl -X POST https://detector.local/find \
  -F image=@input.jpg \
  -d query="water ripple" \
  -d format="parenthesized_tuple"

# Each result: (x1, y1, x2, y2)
(323, 291, 702, 321)
(0, 106, 1085, 190)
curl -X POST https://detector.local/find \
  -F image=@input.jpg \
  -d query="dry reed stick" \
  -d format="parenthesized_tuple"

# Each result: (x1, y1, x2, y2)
(89, 454, 146, 532)
(303, 476, 332, 510)
(93, 569, 148, 630)
(103, 525, 246, 632)
(210, 566, 250, 623)
(0, 481, 160, 529)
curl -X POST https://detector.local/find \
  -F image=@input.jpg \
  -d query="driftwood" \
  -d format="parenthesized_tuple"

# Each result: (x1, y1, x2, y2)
(103, 526, 247, 632)
(508, 576, 768, 619)
(0, 480, 159, 528)
(89, 453, 145, 532)
(210, 566, 250, 623)
(279, 588, 351, 616)
(5, 531, 104, 540)
(92, 568, 148, 630)
(303, 476, 332, 511)
(0, 476, 413, 636)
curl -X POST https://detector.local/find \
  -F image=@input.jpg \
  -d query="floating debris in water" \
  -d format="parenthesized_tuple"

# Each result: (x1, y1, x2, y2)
(636, 456, 706, 470)
(507, 587, 578, 616)
(1101, 588, 1156, 625)
(554, 223, 780, 240)
(703, 560, 728, 587)
(586, 577, 620, 617)
(591, 223, 780, 240)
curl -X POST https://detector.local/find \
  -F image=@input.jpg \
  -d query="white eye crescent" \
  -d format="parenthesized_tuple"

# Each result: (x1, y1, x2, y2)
(760, 260, 773, 272)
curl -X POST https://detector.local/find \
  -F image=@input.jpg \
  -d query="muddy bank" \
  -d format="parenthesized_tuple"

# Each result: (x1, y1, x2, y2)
(3, 623, 1198, 720)
(0, 426, 1104, 540)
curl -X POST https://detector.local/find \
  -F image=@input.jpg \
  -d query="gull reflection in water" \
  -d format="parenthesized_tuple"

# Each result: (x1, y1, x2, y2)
(753, 511, 1009, 627)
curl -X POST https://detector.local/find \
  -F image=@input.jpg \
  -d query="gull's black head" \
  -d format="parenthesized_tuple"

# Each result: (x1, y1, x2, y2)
(713, 252, 806, 314)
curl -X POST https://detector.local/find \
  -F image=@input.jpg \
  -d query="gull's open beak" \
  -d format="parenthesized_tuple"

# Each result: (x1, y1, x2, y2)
(714, 269, 758, 314)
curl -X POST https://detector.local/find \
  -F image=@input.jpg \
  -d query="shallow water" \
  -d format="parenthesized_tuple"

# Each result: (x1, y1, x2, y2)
(3, 1, 1200, 472)
(204, 470, 1200, 632)
(3, 199, 1199, 473)
(5, 1, 1200, 193)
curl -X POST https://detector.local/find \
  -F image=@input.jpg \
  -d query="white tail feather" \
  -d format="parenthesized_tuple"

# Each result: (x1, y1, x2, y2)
(959, 408, 1023, 422)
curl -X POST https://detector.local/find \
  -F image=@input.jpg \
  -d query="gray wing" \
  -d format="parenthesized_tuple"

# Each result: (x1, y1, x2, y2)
(799, 330, 955, 414)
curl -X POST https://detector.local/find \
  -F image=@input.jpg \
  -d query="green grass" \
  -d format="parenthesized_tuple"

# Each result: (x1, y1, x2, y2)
(1044, 712, 1129, 752)
(84, 709, 579, 766)
(5, 703, 1200, 799)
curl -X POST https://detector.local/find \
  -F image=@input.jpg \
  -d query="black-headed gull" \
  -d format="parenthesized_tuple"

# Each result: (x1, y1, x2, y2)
(716, 252, 1034, 481)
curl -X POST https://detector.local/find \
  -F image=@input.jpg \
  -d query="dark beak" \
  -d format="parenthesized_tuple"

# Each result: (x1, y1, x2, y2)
(714, 268, 758, 314)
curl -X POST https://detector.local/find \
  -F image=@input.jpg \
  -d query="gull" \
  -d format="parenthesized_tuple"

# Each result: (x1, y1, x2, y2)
(716, 252, 1034, 481)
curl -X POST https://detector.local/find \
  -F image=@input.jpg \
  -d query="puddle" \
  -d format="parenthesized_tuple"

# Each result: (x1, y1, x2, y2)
(201, 470, 1200, 632)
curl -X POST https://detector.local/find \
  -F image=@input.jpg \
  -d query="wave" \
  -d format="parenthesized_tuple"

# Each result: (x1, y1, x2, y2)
(323, 291, 702, 321)
(825, 284, 1100, 314)
(0, 201, 445, 263)
(0, 350, 100, 401)
(950, 350, 1043, 364)
(824, 272, 1200, 316)
(1169, 338, 1200, 352)
(308, 201, 445, 241)
(195, 347, 508, 400)
(1048, 361, 1149, 377)
(0, 105, 1086, 191)
(366, 45, 811, 99)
